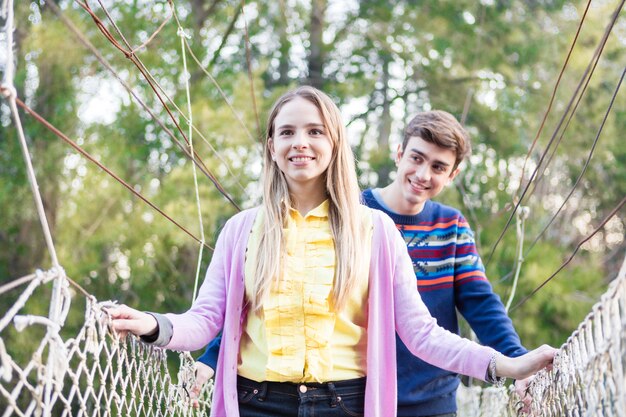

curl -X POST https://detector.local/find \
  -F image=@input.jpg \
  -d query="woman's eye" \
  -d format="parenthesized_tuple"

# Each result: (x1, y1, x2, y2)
(310, 129, 323, 135)
(279, 130, 292, 136)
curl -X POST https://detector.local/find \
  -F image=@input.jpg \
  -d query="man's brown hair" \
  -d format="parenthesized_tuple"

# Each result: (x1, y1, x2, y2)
(402, 110, 471, 169)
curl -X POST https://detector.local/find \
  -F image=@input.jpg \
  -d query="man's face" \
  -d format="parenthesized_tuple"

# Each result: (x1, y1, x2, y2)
(394, 136, 460, 213)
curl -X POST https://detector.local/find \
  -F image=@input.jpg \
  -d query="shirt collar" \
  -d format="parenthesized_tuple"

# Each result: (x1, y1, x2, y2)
(289, 199, 330, 220)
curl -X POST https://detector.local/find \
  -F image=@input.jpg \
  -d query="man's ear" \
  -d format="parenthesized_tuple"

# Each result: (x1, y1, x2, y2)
(447, 167, 462, 185)
(395, 144, 403, 166)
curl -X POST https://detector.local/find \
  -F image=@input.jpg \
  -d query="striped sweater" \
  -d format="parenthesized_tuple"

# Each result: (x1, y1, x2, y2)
(362, 188, 527, 417)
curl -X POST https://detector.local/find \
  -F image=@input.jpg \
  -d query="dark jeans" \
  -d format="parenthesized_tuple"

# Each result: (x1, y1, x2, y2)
(237, 375, 366, 417)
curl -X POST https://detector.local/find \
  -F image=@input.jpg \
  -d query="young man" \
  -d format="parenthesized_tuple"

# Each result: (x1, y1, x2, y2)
(194, 110, 528, 416)
(360, 110, 527, 416)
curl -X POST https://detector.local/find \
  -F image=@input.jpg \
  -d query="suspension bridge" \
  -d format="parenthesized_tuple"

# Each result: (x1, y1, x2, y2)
(1, 1, 624, 416)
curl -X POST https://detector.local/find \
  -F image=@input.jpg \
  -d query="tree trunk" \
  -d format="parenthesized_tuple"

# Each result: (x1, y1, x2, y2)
(306, 0, 326, 89)
(376, 55, 393, 184)
(277, 0, 290, 85)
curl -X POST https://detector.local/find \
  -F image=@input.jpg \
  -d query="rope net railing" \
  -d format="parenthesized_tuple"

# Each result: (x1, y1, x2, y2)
(1, 0, 625, 415)
(0, 255, 624, 416)
(456, 255, 626, 417)
(0, 269, 214, 417)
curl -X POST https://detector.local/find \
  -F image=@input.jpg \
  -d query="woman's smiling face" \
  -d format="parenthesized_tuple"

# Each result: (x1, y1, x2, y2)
(269, 97, 334, 193)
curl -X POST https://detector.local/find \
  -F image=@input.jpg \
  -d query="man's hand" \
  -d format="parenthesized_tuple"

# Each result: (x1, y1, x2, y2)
(190, 362, 215, 408)
(514, 375, 535, 414)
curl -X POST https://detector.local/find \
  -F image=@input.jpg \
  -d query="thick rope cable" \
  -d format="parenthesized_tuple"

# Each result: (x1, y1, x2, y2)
(4, 94, 62, 268)
(96, 0, 254, 194)
(182, 35, 258, 149)
(43, 0, 243, 211)
(93, 0, 250, 185)
(510, 194, 626, 311)
(169, 1, 258, 147)
(128, 22, 250, 197)
(1, 11, 59, 270)
(1, 0, 68, 335)
(484, 0, 624, 268)
(177, 23, 206, 303)
(513, 0, 592, 200)
(523, 34, 615, 202)
(127, 10, 172, 56)
(76, 0, 241, 211)
(88, 0, 237, 202)
(4, 94, 214, 251)
(0, 270, 61, 334)
(524, 65, 625, 258)
(1, 6, 70, 411)
(0, 273, 38, 296)
(504, 206, 529, 312)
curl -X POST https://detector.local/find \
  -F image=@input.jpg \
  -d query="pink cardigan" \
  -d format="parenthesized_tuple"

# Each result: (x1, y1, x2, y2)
(164, 207, 494, 417)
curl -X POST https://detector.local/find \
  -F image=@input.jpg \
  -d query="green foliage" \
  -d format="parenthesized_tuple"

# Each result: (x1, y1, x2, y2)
(1, 0, 623, 362)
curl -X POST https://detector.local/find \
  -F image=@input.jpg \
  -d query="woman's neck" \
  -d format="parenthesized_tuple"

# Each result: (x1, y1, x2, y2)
(289, 182, 328, 216)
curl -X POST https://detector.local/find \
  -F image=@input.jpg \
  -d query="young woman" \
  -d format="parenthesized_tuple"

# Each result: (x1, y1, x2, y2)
(109, 86, 555, 417)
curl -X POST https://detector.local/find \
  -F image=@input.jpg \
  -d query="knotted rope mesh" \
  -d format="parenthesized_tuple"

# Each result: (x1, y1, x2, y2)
(457, 259, 626, 416)
(2, 0, 625, 414)
(1, 259, 624, 416)
(0, 269, 213, 417)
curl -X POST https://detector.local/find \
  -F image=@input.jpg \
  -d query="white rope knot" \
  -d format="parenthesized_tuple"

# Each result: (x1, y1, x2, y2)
(13, 314, 69, 383)
(176, 26, 191, 39)
(50, 265, 67, 280)
(83, 298, 101, 356)
(0, 84, 16, 99)
(517, 205, 530, 221)
(13, 314, 60, 333)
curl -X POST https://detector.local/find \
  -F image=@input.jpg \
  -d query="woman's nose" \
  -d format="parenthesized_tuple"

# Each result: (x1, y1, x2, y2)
(291, 130, 309, 148)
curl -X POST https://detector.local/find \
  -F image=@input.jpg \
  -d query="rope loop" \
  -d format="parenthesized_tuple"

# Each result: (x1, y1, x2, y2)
(0, 84, 16, 99)
(176, 26, 191, 39)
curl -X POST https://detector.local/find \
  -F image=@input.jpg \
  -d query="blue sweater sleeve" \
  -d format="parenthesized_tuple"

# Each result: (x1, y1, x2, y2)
(453, 216, 528, 357)
(197, 334, 222, 369)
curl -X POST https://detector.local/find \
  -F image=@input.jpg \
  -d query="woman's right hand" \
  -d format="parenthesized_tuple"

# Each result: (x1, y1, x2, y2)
(496, 344, 557, 380)
(106, 305, 158, 338)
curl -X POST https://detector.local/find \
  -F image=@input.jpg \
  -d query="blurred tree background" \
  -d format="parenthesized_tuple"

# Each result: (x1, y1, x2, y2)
(1, 0, 624, 358)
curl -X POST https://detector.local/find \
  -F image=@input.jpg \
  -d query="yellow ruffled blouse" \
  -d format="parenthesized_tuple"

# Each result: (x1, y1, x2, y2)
(237, 200, 372, 383)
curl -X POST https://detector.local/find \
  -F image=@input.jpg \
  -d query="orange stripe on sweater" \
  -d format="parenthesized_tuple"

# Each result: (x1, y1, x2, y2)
(417, 276, 454, 286)
(401, 219, 458, 232)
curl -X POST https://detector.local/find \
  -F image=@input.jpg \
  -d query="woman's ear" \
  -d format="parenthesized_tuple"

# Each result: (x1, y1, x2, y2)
(268, 138, 276, 161)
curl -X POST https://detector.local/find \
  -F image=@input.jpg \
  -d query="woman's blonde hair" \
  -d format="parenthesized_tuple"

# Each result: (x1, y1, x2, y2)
(251, 86, 366, 313)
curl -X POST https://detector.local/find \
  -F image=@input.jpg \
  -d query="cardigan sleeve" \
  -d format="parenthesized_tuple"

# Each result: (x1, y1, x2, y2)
(162, 217, 234, 352)
(385, 214, 495, 381)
